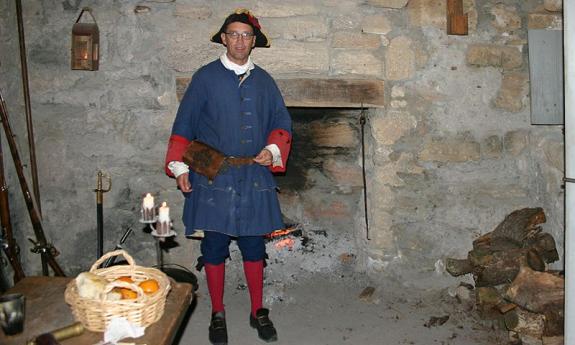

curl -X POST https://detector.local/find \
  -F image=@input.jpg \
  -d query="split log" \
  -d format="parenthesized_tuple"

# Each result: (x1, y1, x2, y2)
(476, 286, 504, 319)
(470, 248, 545, 287)
(519, 333, 544, 345)
(524, 232, 559, 263)
(446, 241, 546, 282)
(503, 307, 545, 339)
(505, 266, 564, 337)
(445, 208, 558, 286)
(445, 258, 473, 276)
(542, 336, 563, 345)
(505, 266, 564, 314)
(542, 310, 563, 337)
(474, 207, 546, 248)
(498, 302, 518, 314)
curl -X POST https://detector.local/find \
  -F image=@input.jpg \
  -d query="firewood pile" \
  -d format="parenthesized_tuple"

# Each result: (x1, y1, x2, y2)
(446, 208, 564, 345)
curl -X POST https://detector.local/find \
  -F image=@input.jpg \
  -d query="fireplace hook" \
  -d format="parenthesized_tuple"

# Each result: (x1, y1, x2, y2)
(360, 105, 370, 241)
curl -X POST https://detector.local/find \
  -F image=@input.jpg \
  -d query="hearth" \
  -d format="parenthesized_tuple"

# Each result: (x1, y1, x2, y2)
(275, 107, 365, 238)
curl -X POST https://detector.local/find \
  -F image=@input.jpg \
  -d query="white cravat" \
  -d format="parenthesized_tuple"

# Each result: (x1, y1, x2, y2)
(220, 53, 255, 75)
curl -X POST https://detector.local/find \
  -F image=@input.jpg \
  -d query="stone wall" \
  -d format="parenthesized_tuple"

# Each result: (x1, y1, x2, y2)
(0, 0, 564, 289)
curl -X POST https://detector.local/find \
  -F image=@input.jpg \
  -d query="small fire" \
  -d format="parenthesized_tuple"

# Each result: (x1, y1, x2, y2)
(267, 228, 293, 238)
(265, 224, 302, 239)
(274, 238, 295, 250)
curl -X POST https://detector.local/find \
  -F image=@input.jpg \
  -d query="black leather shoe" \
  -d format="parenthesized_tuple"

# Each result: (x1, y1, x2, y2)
(209, 311, 228, 345)
(249, 308, 278, 342)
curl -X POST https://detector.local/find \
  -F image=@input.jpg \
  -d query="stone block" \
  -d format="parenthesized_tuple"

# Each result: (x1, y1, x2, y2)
(332, 12, 363, 31)
(391, 85, 406, 98)
(303, 199, 353, 222)
(264, 16, 328, 41)
(253, 2, 319, 17)
(390, 100, 407, 108)
(408, 0, 444, 29)
(174, 4, 212, 19)
(309, 121, 357, 148)
(490, 3, 521, 32)
(371, 111, 417, 146)
(252, 40, 329, 74)
(374, 152, 423, 187)
(370, 185, 395, 209)
(386, 36, 416, 81)
(419, 137, 481, 162)
(323, 159, 363, 188)
(504, 130, 528, 156)
(362, 15, 392, 35)
(528, 11, 562, 30)
(369, 211, 396, 250)
(544, 0, 562, 12)
(541, 138, 564, 172)
(466, 44, 522, 69)
(482, 135, 503, 159)
(494, 72, 528, 112)
(331, 50, 383, 77)
(367, 0, 409, 9)
(332, 31, 381, 49)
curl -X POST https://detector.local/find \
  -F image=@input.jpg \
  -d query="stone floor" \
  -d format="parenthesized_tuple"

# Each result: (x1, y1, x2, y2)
(173, 270, 508, 345)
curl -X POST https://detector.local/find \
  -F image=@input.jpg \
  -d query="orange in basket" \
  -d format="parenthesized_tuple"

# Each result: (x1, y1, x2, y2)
(139, 279, 160, 294)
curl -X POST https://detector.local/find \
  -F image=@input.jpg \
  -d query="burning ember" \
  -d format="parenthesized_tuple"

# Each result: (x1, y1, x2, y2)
(274, 238, 295, 250)
(266, 224, 303, 251)
(265, 224, 302, 240)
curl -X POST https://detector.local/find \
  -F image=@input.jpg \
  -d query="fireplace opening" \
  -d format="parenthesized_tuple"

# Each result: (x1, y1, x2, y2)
(275, 107, 365, 237)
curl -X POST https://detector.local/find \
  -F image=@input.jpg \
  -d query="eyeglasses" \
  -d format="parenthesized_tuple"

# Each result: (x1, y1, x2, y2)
(225, 31, 255, 40)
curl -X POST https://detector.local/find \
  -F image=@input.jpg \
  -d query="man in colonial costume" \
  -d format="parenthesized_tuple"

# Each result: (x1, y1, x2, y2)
(165, 9, 292, 345)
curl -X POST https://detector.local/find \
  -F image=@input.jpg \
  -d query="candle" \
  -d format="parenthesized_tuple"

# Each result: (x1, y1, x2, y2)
(156, 202, 170, 235)
(142, 193, 155, 221)
(143, 193, 154, 210)
(158, 202, 170, 223)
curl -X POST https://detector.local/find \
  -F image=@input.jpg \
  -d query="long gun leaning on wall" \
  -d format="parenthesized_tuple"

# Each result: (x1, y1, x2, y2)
(0, 90, 65, 276)
(0, 130, 26, 283)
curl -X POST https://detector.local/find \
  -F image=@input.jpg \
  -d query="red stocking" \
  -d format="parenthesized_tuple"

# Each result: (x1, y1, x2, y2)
(205, 263, 225, 314)
(243, 260, 263, 317)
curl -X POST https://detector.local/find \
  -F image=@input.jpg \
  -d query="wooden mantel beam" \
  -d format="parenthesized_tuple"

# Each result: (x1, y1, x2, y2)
(176, 77, 385, 108)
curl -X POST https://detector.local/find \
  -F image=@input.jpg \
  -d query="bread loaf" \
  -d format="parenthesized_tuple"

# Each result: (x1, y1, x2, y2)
(76, 272, 121, 300)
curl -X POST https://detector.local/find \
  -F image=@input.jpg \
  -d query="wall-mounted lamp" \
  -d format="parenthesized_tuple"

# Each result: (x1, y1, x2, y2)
(71, 7, 99, 70)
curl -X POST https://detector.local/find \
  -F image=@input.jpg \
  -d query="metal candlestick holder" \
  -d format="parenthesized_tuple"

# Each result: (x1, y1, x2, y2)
(137, 207, 198, 291)
(139, 216, 176, 271)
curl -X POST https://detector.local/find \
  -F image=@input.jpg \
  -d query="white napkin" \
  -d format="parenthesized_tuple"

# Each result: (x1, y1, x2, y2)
(101, 317, 146, 344)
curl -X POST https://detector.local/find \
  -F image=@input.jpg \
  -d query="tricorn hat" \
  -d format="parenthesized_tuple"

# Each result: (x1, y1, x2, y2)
(211, 9, 270, 48)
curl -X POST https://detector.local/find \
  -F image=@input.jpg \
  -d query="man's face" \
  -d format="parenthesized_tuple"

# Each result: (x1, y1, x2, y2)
(221, 21, 256, 65)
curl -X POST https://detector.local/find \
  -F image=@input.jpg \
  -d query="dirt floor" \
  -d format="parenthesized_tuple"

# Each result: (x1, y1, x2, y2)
(173, 270, 509, 345)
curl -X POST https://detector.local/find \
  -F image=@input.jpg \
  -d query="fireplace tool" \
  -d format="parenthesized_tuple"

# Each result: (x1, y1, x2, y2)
(359, 105, 370, 240)
(94, 171, 111, 259)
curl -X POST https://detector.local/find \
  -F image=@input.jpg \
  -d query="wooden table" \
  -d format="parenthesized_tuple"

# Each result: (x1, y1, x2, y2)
(0, 276, 193, 345)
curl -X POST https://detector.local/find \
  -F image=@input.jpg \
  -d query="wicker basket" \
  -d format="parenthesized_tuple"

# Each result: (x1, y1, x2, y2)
(64, 250, 171, 332)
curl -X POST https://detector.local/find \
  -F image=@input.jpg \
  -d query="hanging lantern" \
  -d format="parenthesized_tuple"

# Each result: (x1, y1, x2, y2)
(71, 7, 99, 71)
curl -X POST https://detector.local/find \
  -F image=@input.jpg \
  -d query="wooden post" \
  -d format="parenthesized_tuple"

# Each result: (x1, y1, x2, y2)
(447, 0, 468, 35)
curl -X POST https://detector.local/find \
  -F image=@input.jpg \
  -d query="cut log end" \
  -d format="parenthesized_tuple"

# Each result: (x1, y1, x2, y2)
(445, 258, 473, 277)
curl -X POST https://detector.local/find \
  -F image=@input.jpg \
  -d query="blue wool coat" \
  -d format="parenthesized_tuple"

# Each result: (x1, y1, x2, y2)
(171, 59, 292, 237)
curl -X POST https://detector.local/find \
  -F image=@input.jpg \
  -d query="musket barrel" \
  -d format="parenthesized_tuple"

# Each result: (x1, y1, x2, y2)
(0, 91, 65, 277)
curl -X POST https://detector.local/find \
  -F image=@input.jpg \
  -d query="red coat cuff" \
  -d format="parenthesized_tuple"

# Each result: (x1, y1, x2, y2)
(165, 134, 191, 177)
(267, 129, 291, 173)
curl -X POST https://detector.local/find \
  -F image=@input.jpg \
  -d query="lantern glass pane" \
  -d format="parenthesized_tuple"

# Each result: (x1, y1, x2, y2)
(72, 35, 93, 69)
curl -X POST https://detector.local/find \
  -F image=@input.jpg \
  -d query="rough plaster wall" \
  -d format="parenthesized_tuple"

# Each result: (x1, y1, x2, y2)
(0, 0, 564, 290)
